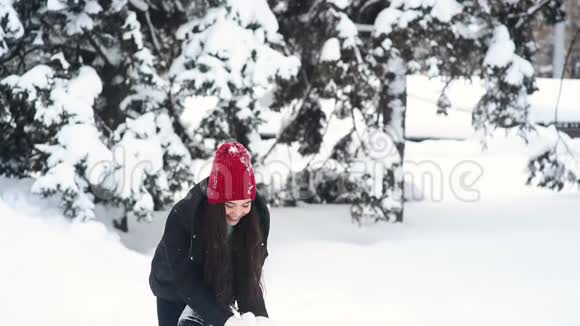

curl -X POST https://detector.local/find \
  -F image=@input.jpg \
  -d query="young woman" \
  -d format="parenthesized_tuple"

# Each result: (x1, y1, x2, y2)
(149, 142, 270, 326)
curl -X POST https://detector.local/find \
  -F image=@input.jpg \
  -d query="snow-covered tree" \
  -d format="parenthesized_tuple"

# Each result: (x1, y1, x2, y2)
(0, 1, 196, 229)
(1, 63, 111, 220)
(169, 0, 300, 157)
(526, 125, 580, 191)
(104, 9, 194, 229)
(1, 0, 301, 230)
(0, 0, 24, 58)
(264, 0, 401, 220)
(270, 0, 568, 223)
(1, 0, 573, 229)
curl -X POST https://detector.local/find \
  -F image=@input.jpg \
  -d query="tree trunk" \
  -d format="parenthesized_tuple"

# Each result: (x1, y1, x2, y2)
(553, 21, 566, 78)
(380, 54, 407, 223)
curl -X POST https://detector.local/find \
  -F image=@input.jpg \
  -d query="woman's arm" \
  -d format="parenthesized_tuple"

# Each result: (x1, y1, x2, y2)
(162, 205, 230, 326)
(255, 195, 271, 317)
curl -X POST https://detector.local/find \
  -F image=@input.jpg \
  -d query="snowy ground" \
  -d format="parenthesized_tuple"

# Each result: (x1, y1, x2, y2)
(1, 136, 580, 326)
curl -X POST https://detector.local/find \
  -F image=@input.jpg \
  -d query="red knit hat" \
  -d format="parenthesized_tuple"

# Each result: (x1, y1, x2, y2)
(207, 142, 256, 205)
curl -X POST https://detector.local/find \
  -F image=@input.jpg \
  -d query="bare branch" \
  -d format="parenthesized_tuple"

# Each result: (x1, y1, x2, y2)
(259, 68, 314, 165)
(84, 30, 113, 67)
(515, 0, 553, 29)
(553, 27, 580, 160)
(145, 10, 162, 58)
(259, 84, 314, 165)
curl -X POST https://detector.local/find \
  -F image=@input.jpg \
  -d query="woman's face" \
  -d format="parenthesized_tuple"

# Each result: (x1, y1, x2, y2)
(224, 199, 252, 226)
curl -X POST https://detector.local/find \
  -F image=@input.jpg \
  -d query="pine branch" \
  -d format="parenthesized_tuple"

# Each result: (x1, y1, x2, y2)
(0, 41, 25, 67)
(166, 78, 194, 147)
(358, 0, 382, 18)
(304, 105, 337, 170)
(259, 87, 313, 165)
(259, 69, 314, 165)
(84, 30, 113, 67)
(300, 0, 325, 23)
(514, 0, 553, 29)
(350, 100, 368, 156)
(145, 10, 162, 58)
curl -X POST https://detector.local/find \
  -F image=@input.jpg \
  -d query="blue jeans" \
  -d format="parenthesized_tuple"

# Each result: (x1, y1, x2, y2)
(156, 298, 204, 326)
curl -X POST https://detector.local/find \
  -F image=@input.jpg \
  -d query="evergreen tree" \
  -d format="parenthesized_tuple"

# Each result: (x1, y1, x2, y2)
(270, 0, 567, 223)
(0, 1, 195, 228)
(169, 0, 300, 156)
(0, 0, 298, 230)
(1, 0, 574, 230)
(2, 62, 110, 220)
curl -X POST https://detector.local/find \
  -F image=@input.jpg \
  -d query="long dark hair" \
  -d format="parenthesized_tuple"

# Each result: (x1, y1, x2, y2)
(201, 202, 265, 313)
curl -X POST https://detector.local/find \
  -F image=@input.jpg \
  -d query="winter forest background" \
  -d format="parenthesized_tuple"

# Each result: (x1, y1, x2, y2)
(1, 0, 580, 325)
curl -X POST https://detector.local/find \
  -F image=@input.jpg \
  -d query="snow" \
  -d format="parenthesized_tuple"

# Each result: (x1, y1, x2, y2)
(123, 11, 143, 49)
(176, 12, 295, 100)
(255, 76, 580, 188)
(31, 124, 112, 220)
(48, 0, 103, 35)
(505, 55, 534, 86)
(38, 124, 112, 184)
(529, 78, 580, 122)
(328, 0, 348, 9)
(47, 0, 67, 11)
(111, 0, 129, 12)
(336, 13, 358, 40)
(125, 111, 157, 138)
(2, 64, 109, 220)
(274, 55, 300, 81)
(374, 9, 410, 36)
(129, 0, 148, 11)
(531, 126, 580, 178)
(0, 178, 154, 326)
(228, 0, 279, 34)
(250, 46, 300, 90)
(156, 113, 192, 162)
(133, 190, 155, 214)
(259, 75, 580, 145)
(374, 0, 462, 36)
(110, 113, 165, 201)
(32, 66, 102, 126)
(484, 25, 515, 68)
(203, 20, 255, 73)
(65, 12, 95, 35)
(51, 52, 70, 70)
(0, 0, 24, 56)
(67, 66, 103, 107)
(1, 65, 54, 101)
(2, 133, 580, 325)
(84, 0, 103, 14)
(181, 96, 219, 134)
(404, 75, 580, 140)
(255, 74, 580, 202)
(226, 312, 273, 326)
(170, 0, 298, 154)
(320, 38, 341, 62)
(429, 0, 463, 23)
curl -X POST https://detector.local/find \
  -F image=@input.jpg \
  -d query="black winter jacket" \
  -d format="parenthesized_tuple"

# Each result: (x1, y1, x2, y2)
(149, 177, 270, 326)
